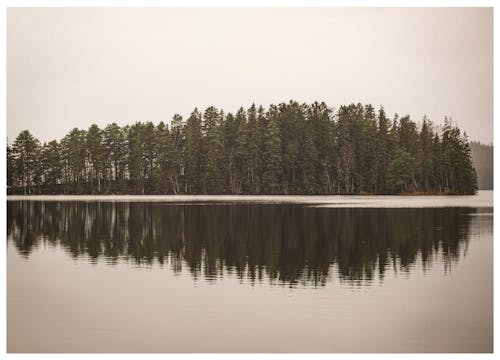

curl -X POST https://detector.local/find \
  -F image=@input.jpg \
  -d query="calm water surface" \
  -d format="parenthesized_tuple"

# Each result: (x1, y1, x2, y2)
(7, 192, 493, 352)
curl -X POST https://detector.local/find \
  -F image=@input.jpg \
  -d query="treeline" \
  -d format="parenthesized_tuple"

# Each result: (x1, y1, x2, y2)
(7, 101, 478, 195)
(470, 141, 493, 190)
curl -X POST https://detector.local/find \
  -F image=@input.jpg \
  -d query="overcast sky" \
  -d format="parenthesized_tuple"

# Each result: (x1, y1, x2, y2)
(7, 7, 493, 144)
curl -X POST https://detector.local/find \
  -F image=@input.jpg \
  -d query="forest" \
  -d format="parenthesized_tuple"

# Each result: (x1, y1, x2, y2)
(7, 101, 478, 195)
(470, 141, 493, 190)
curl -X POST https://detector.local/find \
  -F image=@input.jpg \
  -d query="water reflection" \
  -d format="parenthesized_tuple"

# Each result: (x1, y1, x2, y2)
(7, 201, 479, 286)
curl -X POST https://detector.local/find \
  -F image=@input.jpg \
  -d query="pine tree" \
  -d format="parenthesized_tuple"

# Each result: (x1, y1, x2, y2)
(103, 123, 127, 193)
(184, 108, 203, 193)
(169, 114, 184, 194)
(86, 124, 103, 193)
(222, 112, 238, 193)
(127, 123, 145, 194)
(359, 104, 378, 193)
(202, 106, 224, 194)
(234, 107, 248, 194)
(42, 140, 62, 194)
(298, 117, 319, 193)
(7, 143, 15, 193)
(335, 105, 355, 193)
(246, 104, 261, 194)
(261, 106, 282, 194)
(387, 148, 417, 193)
(419, 117, 434, 192)
(61, 128, 87, 193)
(279, 101, 303, 194)
(457, 132, 478, 194)
(375, 107, 391, 193)
(12, 130, 42, 194)
(7, 101, 479, 196)
(152, 121, 171, 194)
(142, 122, 158, 193)
(308, 102, 334, 194)
(256, 106, 268, 194)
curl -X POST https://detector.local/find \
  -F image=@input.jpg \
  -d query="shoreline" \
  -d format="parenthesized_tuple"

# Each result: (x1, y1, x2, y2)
(5, 191, 493, 208)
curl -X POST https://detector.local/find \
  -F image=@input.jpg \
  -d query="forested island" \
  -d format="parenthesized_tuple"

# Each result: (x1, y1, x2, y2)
(7, 101, 478, 195)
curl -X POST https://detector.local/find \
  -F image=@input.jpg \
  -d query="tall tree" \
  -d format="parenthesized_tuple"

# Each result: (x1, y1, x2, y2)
(335, 105, 355, 193)
(61, 128, 87, 193)
(307, 101, 334, 194)
(12, 130, 42, 194)
(7, 101, 479, 196)
(246, 104, 261, 194)
(234, 107, 248, 194)
(103, 123, 127, 193)
(419, 117, 435, 192)
(387, 148, 417, 193)
(86, 124, 103, 193)
(7, 143, 15, 193)
(42, 140, 62, 194)
(169, 114, 184, 194)
(202, 106, 224, 194)
(375, 107, 391, 193)
(261, 106, 282, 194)
(184, 109, 203, 193)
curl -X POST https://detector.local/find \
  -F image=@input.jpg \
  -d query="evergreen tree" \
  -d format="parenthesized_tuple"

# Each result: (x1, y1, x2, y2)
(298, 116, 319, 193)
(202, 106, 224, 193)
(470, 141, 493, 190)
(256, 105, 268, 194)
(359, 104, 378, 193)
(169, 114, 184, 194)
(103, 123, 127, 193)
(6, 101, 480, 196)
(441, 118, 478, 194)
(246, 104, 261, 194)
(11, 130, 42, 194)
(307, 102, 334, 194)
(222, 112, 238, 193)
(60, 128, 87, 193)
(127, 122, 145, 194)
(184, 108, 203, 193)
(42, 140, 62, 194)
(419, 117, 434, 192)
(375, 107, 391, 193)
(387, 148, 417, 193)
(86, 124, 103, 193)
(456, 133, 478, 194)
(279, 101, 302, 194)
(142, 122, 158, 193)
(152, 121, 172, 194)
(7, 143, 15, 193)
(261, 106, 282, 194)
(234, 107, 248, 193)
(335, 105, 355, 193)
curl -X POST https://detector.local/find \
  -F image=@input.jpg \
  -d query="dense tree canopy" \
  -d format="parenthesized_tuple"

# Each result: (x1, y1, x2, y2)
(470, 141, 493, 190)
(7, 101, 478, 195)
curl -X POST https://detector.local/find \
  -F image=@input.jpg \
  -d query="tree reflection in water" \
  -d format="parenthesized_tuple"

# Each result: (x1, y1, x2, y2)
(7, 201, 475, 287)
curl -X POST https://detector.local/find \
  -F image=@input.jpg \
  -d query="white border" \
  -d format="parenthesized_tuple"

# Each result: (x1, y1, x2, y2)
(0, 0, 498, 7)
(1, 1, 497, 359)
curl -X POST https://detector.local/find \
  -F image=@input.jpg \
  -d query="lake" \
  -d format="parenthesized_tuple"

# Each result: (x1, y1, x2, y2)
(7, 191, 493, 352)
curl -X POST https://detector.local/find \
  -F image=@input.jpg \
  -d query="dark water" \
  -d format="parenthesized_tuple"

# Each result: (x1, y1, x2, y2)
(7, 200, 493, 352)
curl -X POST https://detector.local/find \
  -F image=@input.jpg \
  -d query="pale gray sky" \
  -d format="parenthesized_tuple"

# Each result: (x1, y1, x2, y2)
(7, 7, 493, 144)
